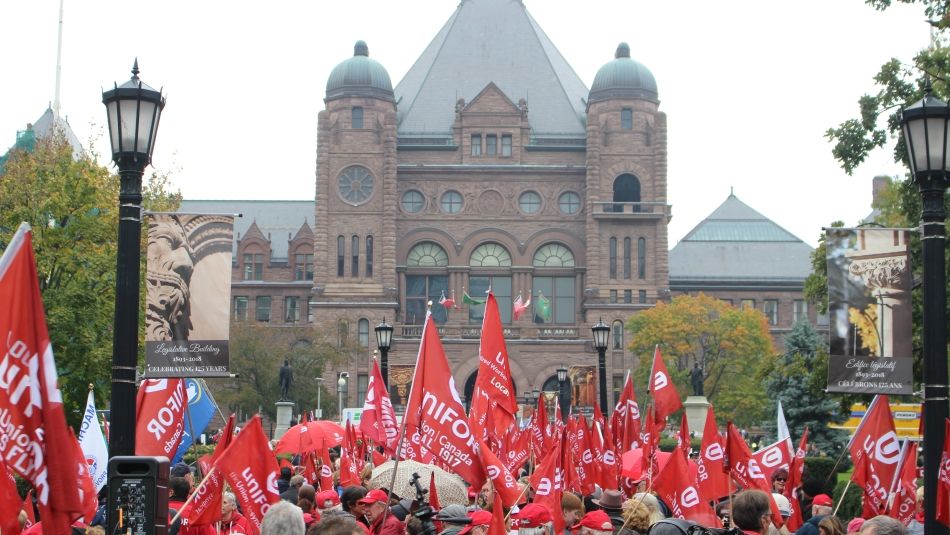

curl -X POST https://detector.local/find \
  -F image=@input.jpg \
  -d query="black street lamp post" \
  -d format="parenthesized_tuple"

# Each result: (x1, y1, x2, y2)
(900, 84, 949, 535)
(102, 60, 165, 457)
(375, 317, 394, 387)
(556, 366, 568, 421)
(591, 318, 610, 415)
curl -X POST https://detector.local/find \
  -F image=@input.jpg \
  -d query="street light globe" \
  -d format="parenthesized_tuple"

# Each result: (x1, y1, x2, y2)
(102, 59, 165, 167)
(338, 376, 346, 388)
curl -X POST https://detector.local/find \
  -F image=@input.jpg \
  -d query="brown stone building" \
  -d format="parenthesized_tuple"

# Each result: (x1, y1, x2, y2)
(181, 0, 819, 415)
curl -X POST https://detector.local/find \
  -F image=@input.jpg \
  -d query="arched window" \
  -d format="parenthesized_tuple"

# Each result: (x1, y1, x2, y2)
(623, 238, 632, 279)
(407, 242, 448, 267)
(338, 319, 348, 348)
(613, 174, 641, 212)
(352, 236, 360, 277)
(470, 243, 512, 267)
(406, 242, 449, 325)
(612, 320, 624, 350)
(365, 236, 374, 277)
(533, 243, 575, 267)
(638, 238, 646, 279)
(358, 318, 370, 347)
(337, 236, 345, 277)
(609, 237, 617, 279)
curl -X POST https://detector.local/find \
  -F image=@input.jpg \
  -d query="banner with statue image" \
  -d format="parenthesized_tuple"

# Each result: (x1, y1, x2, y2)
(825, 227, 913, 394)
(145, 213, 234, 377)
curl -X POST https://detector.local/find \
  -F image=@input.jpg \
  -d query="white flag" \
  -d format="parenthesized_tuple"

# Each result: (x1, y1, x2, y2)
(777, 400, 791, 444)
(78, 390, 109, 491)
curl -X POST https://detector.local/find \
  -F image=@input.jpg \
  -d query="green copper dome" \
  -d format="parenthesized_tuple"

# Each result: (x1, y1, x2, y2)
(326, 41, 395, 102)
(589, 42, 658, 104)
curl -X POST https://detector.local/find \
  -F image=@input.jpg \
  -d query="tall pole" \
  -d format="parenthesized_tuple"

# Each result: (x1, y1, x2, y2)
(380, 346, 389, 388)
(597, 346, 608, 415)
(110, 161, 145, 457)
(918, 172, 948, 535)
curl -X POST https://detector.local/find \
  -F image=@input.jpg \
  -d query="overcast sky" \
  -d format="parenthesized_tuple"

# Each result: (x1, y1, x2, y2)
(0, 1, 931, 247)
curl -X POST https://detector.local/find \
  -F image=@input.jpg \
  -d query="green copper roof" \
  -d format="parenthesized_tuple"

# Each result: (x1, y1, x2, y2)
(326, 41, 395, 103)
(589, 42, 658, 104)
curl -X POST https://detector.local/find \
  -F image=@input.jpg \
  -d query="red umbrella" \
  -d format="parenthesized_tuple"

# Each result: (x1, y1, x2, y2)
(620, 449, 699, 482)
(275, 420, 345, 454)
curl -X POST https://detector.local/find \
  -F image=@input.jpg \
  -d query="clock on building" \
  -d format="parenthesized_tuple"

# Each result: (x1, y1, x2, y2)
(337, 165, 375, 205)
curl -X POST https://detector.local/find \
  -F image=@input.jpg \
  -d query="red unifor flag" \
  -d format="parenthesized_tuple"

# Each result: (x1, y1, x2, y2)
(469, 292, 518, 440)
(69, 429, 99, 523)
(339, 421, 362, 488)
(403, 311, 485, 489)
(591, 417, 617, 491)
(725, 422, 784, 527)
(23, 488, 36, 526)
(561, 424, 579, 494)
(678, 412, 691, 456)
(649, 346, 682, 428)
(848, 395, 900, 516)
(529, 441, 565, 535)
(135, 378, 187, 457)
(319, 441, 335, 491)
(302, 451, 319, 485)
(360, 358, 399, 455)
(654, 447, 720, 527)
(480, 440, 523, 508)
(887, 440, 918, 524)
(399, 428, 436, 464)
(576, 416, 597, 495)
(641, 405, 660, 482)
(1, 468, 20, 534)
(783, 427, 809, 532)
(937, 418, 950, 527)
(214, 415, 281, 533)
(696, 405, 728, 503)
(609, 372, 642, 454)
(0, 224, 83, 532)
(752, 438, 793, 483)
(183, 413, 236, 527)
(503, 426, 531, 476)
(488, 490, 507, 535)
(530, 391, 550, 458)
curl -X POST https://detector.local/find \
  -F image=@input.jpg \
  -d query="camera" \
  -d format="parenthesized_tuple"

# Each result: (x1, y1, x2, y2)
(410, 472, 438, 535)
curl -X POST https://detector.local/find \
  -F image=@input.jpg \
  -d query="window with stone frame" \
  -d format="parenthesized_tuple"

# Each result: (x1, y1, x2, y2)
(243, 253, 264, 280)
(793, 300, 808, 323)
(337, 236, 345, 277)
(624, 238, 632, 279)
(740, 299, 756, 311)
(532, 243, 576, 325)
(352, 106, 364, 128)
(764, 299, 779, 325)
(295, 253, 314, 281)
(502, 134, 512, 157)
(357, 373, 369, 407)
(638, 238, 646, 279)
(352, 236, 360, 277)
(638, 290, 646, 304)
(486, 134, 497, 155)
(358, 318, 370, 347)
(405, 242, 450, 325)
(285, 296, 300, 323)
(233, 296, 248, 321)
(365, 236, 374, 277)
(621, 108, 633, 130)
(471, 134, 482, 156)
(609, 237, 617, 279)
(255, 296, 271, 322)
(612, 320, 624, 349)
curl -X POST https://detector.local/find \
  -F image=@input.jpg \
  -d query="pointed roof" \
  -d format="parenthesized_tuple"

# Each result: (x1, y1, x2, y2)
(0, 108, 85, 170)
(179, 200, 314, 261)
(670, 193, 813, 281)
(394, 0, 589, 136)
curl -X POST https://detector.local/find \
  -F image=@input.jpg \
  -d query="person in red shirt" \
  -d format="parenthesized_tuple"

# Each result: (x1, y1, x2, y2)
(358, 489, 407, 535)
(217, 492, 251, 534)
(168, 476, 216, 535)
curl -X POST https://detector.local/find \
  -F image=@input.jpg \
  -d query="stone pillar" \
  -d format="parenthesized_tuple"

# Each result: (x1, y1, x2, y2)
(683, 396, 710, 437)
(274, 401, 295, 440)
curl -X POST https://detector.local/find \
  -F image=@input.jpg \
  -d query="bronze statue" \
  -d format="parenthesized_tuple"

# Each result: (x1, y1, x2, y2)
(279, 359, 293, 400)
(690, 362, 704, 397)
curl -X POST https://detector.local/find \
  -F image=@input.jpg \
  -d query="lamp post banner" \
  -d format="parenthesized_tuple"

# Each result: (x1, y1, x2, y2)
(824, 228, 914, 394)
(144, 213, 234, 377)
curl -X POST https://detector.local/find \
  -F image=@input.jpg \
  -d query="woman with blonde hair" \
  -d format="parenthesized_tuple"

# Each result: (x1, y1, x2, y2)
(629, 493, 664, 526)
(620, 498, 652, 534)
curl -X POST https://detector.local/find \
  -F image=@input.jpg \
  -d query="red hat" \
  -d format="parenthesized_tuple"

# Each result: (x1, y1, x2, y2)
(357, 488, 390, 506)
(572, 510, 612, 531)
(812, 494, 833, 507)
(317, 490, 341, 509)
(458, 510, 492, 535)
(512, 503, 552, 527)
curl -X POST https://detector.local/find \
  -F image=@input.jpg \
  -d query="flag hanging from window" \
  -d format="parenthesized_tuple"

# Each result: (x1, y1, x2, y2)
(535, 292, 552, 322)
(439, 290, 456, 309)
(462, 290, 485, 305)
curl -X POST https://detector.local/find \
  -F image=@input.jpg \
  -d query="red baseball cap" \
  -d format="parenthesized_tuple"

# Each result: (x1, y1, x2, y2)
(512, 503, 552, 527)
(317, 490, 341, 508)
(572, 510, 612, 531)
(357, 488, 390, 505)
(459, 510, 492, 535)
(812, 494, 833, 507)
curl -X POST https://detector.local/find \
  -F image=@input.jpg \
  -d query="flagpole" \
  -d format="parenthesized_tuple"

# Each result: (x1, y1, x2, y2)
(170, 465, 218, 525)
(184, 398, 204, 479)
(832, 479, 851, 517)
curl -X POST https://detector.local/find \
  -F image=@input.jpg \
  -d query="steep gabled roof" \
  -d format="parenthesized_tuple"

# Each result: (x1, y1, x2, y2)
(394, 0, 589, 136)
(670, 194, 813, 281)
(1, 108, 85, 170)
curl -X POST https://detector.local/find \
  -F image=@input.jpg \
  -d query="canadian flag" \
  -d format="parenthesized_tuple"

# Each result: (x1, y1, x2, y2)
(849, 395, 900, 515)
(135, 378, 188, 457)
(654, 447, 720, 527)
(469, 292, 518, 439)
(649, 346, 682, 426)
(0, 224, 83, 533)
(403, 312, 485, 488)
(359, 359, 399, 454)
(214, 415, 280, 532)
(696, 405, 729, 503)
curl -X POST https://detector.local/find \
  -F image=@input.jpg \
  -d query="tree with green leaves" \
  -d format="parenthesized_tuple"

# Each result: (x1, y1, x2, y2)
(209, 323, 348, 422)
(0, 129, 180, 428)
(763, 321, 848, 455)
(627, 293, 775, 427)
